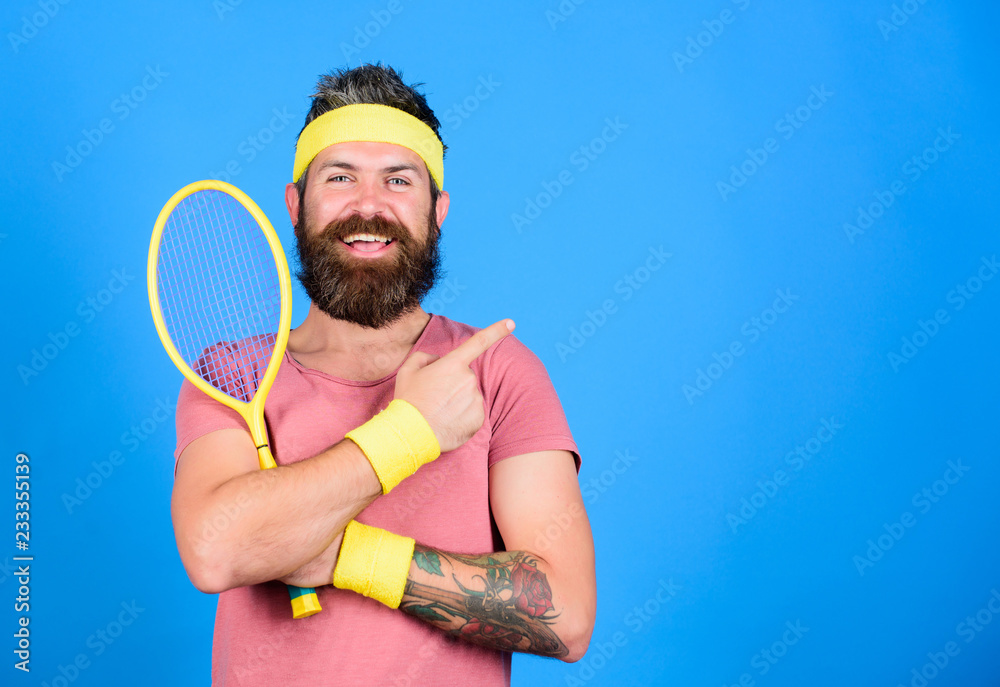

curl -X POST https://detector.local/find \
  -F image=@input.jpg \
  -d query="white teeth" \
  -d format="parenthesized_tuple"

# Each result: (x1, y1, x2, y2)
(343, 233, 390, 244)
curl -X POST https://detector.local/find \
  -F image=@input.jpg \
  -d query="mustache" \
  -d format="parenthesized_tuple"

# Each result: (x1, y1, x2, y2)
(317, 213, 413, 244)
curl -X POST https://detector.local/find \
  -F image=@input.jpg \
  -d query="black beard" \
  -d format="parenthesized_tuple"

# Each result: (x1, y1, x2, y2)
(293, 206, 442, 329)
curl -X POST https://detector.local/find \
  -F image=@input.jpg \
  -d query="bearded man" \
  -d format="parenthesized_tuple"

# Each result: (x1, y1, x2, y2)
(170, 63, 596, 686)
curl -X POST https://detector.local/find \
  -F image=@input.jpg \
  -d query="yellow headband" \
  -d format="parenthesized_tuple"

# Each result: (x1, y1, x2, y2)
(292, 103, 444, 189)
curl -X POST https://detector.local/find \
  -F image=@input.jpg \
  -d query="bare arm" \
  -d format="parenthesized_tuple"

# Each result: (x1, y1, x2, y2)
(171, 319, 515, 594)
(171, 431, 379, 594)
(398, 450, 596, 662)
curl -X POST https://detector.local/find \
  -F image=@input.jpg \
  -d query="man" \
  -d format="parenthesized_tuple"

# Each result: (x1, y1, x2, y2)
(171, 63, 596, 685)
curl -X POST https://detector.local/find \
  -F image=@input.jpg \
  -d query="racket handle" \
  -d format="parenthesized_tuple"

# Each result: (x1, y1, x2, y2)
(288, 585, 322, 618)
(253, 446, 323, 618)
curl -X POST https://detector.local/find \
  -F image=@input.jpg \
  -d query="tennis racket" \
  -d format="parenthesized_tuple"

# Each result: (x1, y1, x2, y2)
(147, 179, 322, 619)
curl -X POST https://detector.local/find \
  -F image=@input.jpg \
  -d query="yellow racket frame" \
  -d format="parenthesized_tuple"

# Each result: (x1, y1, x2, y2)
(148, 179, 321, 619)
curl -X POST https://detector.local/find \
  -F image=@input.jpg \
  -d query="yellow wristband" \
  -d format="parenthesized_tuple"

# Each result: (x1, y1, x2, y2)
(345, 399, 441, 493)
(333, 521, 415, 609)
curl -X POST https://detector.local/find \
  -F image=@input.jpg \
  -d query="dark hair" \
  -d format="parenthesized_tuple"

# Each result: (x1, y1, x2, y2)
(294, 63, 446, 211)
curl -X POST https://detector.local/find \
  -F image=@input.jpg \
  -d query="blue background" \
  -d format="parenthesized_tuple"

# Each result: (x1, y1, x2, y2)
(3, 0, 998, 685)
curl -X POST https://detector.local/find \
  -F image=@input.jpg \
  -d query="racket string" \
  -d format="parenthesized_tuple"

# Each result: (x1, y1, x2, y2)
(157, 190, 283, 402)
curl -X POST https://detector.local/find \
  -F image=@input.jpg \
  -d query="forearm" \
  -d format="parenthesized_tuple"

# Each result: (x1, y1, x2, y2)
(176, 437, 380, 592)
(398, 544, 591, 662)
(174, 319, 515, 594)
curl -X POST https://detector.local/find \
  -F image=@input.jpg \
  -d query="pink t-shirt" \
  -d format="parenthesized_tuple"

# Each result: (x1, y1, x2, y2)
(173, 315, 579, 686)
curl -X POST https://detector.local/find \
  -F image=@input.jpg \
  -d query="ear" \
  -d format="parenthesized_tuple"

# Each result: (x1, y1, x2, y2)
(434, 189, 450, 227)
(285, 182, 301, 227)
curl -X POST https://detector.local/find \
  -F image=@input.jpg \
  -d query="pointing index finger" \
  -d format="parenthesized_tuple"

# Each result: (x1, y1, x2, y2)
(446, 319, 515, 367)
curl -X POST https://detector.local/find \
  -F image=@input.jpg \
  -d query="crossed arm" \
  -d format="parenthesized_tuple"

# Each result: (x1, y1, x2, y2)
(171, 323, 596, 662)
(400, 451, 595, 660)
(272, 449, 595, 660)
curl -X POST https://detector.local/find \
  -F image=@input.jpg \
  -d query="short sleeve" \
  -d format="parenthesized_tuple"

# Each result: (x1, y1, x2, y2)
(173, 340, 264, 468)
(481, 336, 580, 470)
(173, 379, 245, 466)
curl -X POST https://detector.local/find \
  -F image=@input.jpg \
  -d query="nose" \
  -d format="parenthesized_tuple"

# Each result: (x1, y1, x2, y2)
(348, 176, 388, 219)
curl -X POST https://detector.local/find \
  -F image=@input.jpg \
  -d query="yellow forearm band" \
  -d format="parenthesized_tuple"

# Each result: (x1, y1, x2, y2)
(333, 521, 415, 609)
(345, 399, 441, 494)
(292, 103, 445, 189)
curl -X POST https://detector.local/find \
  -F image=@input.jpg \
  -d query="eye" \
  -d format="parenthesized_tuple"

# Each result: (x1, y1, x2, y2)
(388, 177, 410, 186)
(327, 174, 350, 183)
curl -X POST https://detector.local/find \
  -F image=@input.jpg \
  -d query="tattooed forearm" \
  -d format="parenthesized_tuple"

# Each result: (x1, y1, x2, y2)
(399, 546, 569, 658)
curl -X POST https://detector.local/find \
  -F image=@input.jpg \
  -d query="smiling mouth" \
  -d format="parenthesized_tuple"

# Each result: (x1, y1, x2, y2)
(340, 233, 397, 254)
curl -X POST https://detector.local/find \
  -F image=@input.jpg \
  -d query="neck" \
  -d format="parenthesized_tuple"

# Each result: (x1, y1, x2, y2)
(286, 303, 431, 381)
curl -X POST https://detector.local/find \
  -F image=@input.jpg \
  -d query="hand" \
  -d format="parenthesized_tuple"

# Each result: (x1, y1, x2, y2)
(394, 319, 515, 453)
(279, 532, 343, 589)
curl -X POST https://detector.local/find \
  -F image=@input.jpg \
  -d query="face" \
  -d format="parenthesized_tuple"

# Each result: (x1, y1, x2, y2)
(288, 141, 449, 329)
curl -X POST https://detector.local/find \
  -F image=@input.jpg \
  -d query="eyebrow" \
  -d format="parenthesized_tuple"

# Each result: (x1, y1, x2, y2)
(316, 159, 422, 175)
